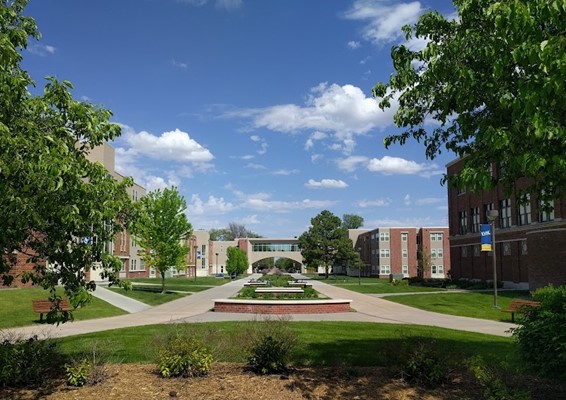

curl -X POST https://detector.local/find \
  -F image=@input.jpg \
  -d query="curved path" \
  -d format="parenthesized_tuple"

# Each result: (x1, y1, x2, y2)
(5, 274, 515, 339)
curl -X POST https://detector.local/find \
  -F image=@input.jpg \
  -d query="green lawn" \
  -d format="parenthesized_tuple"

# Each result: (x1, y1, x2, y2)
(107, 287, 189, 306)
(0, 287, 127, 329)
(383, 290, 531, 321)
(56, 321, 518, 368)
(305, 275, 445, 294)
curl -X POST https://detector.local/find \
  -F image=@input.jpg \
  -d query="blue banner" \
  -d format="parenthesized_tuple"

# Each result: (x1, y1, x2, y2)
(480, 224, 492, 251)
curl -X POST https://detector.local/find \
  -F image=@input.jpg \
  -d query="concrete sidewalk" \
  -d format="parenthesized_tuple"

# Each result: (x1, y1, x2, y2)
(92, 285, 151, 313)
(5, 274, 516, 339)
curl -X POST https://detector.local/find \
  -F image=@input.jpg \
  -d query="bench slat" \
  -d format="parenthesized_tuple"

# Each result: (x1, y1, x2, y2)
(502, 299, 541, 322)
(32, 299, 73, 322)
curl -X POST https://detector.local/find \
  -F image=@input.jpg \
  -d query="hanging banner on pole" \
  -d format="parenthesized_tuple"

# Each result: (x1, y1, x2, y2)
(481, 224, 492, 251)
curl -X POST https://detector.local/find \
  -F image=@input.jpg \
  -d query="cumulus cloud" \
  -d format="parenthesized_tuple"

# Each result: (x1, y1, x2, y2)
(304, 131, 327, 150)
(250, 135, 268, 155)
(187, 194, 235, 215)
(305, 179, 348, 189)
(120, 125, 214, 164)
(229, 187, 337, 212)
(348, 40, 361, 49)
(343, 0, 423, 45)
(367, 156, 442, 177)
(336, 155, 369, 172)
(273, 169, 299, 176)
(357, 198, 391, 207)
(28, 43, 56, 56)
(404, 194, 412, 206)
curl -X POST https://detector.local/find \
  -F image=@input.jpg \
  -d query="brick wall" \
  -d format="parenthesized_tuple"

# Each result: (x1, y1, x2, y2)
(214, 300, 352, 314)
(527, 228, 566, 290)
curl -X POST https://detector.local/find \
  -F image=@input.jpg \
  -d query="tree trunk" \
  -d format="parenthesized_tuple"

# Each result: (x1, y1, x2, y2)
(161, 271, 166, 294)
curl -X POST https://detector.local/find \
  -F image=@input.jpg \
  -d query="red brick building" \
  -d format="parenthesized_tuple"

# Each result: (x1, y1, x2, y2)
(447, 158, 566, 290)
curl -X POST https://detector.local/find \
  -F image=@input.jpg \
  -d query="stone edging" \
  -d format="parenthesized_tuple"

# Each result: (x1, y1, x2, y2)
(213, 299, 352, 314)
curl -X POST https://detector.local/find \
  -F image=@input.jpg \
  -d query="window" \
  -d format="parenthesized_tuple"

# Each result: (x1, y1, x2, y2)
(483, 203, 494, 224)
(437, 248, 443, 258)
(401, 232, 408, 242)
(474, 245, 480, 257)
(431, 249, 437, 258)
(120, 232, 126, 252)
(402, 265, 408, 275)
(380, 265, 391, 275)
(120, 261, 126, 272)
(521, 241, 528, 255)
(458, 211, 468, 235)
(430, 232, 443, 241)
(431, 265, 437, 274)
(139, 259, 145, 271)
(461, 246, 468, 257)
(402, 249, 408, 258)
(503, 242, 511, 256)
(380, 249, 390, 258)
(457, 186, 466, 195)
(517, 195, 531, 226)
(130, 259, 137, 271)
(499, 199, 511, 228)
(471, 207, 480, 233)
(538, 199, 555, 222)
(380, 232, 390, 242)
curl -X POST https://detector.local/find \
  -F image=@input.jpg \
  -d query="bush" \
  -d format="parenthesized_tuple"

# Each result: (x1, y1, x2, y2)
(64, 341, 111, 386)
(157, 333, 213, 378)
(512, 285, 566, 379)
(466, 356, 531, 400)
(400, 341, 448, 387)
(244, 316, 299, 374)
(65, 359, 91, 387)
(0, 334, 60, 387)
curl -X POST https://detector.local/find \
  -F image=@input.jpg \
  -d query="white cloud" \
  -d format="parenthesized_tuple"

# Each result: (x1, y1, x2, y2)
(336, 155, 369, 172)
(179, 0, 242, 11)
(187, 194, 235, 216)
(172, 59, 188, 68)
(273, 169, 299, 176)
(343, 0, 423, 45)
(415, 197, 445, 206)
(304, 131, 327, 150)
(366, 216, 446, 227)
(367, 156, 442, 177)
(250, 135, 268, 155)
(245, 163, 267, 170)
(28, 43, 56, 56)
(250, 135, 261, 142)
(311, 154, 323, 163)
(357, 198, 391, 207)
(229, 187, 337, 212)
(305, 179, 348, 189)
(226, 82, 397, 154)
(404, 194, 412, 206)
(239, 214, 260, 225)
(121, 125, 214, 164)
(347, 40, 361, 49)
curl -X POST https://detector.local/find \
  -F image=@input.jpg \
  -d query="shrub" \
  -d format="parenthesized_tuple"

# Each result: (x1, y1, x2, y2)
(65, 359, 91, 387)
(512, 285, 566, 379)
(400, 341, 447, 387)
(64, 341, 111, 386)
(0, 334, 59, 387)
(119, 279, 133, 291)
(247, 335, 290, 375)
(157, 334, 213, 378)
(467, 356, 531, 400)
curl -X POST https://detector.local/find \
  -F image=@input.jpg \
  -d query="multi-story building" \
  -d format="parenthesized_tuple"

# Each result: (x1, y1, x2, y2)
(353, 227, 450, 278)
(447, 158, 566, 290)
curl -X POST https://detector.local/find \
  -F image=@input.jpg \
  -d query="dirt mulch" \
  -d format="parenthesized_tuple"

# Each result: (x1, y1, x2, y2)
(1, 363, 487, 400)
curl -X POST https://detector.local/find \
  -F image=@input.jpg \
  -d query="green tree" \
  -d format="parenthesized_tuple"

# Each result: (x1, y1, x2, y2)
(342, 214, 364, 229)
(134, 187, 192, 293)
(299, 210, 360, 279)
(210, 223, 262, 241)
(209, 228, 232, 241)
(373, 0, 566, 202)
(226, 247, 249, 277)
(0, 0, 134, 321)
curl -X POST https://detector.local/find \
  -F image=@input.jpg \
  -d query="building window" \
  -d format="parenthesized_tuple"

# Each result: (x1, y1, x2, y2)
(503, 242, 511, 256)
(402, 265, 408, 275)
(483, 203, 494, 223)
(538, 199, 555, 222)
(120, 232, 126, 252)
(431, 249, 437, 258)
(431, 232, 443, 241)
(431, 265, 437, 274)
(130, 259, 137, 271)
(139, 259, 145, 271)
(457, 186, 466, 195)
(471, 207, 480, 233)
(517, 195, 531, 226)
(380, 265, 391, 275)
(380, 232, 390, 242)
(474, 245, 480, 257)
(402, 249, 408, 258)
(380, 249, 390, 258)
(458, 211, 468, 235)
(521, 241, 528, 255)
(401, 232, 408, 242)
(499, 199, 511, 228)
(461, 246, 468, 258)
(121, 261, 126, 272)
(437, 248, 443, 258)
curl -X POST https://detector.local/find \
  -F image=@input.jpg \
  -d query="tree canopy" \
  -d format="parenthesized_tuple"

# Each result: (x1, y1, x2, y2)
(373, 0, 566, 202)
(225, 247, 249, 277)
(0, 0, 134, 318)
(209, 223, 261, 241)
(133, 187, 192, 293)
(342, 214, 364, 230)
(298, 210, 361, 278)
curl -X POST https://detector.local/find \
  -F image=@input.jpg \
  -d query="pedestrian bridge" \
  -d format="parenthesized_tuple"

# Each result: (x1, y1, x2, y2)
(239, 238, 304, 272)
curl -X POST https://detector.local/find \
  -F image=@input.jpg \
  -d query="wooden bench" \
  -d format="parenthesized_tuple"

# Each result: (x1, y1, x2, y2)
(255, 287, 304, 295)
(502, 299, 541, 322)
(32, 299, 73, 322)
(288, 281, 313, 288)
(244, 281, 269, 287)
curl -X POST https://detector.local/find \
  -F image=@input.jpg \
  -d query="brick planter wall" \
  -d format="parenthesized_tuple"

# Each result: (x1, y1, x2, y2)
(214, 299, 352, 314)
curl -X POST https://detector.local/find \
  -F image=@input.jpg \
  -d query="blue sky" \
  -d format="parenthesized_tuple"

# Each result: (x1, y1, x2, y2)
(22, 0, 457, 237)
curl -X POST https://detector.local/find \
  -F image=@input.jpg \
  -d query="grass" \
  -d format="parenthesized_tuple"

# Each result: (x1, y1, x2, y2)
(0, 287, 127, 329)
(128, 276, 235, 293)
(107, 287, 189, 306)
(383, 290, 530, 321)
(55, 321, 519, 368)
(306, 275, 446, 294)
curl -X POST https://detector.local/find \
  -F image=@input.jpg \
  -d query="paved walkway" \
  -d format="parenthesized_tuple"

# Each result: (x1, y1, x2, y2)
(6, 274, 516, 339)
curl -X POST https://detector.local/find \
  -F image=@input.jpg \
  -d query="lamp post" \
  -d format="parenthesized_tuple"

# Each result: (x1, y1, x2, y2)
(486, 209, 499, 308)
(215, 252, 219, 275)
